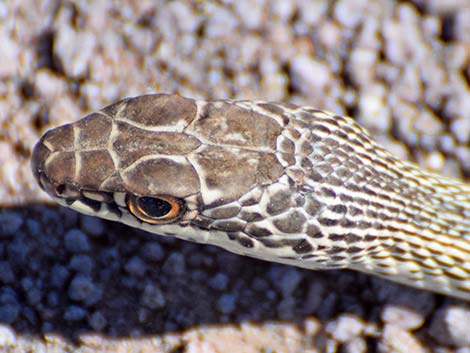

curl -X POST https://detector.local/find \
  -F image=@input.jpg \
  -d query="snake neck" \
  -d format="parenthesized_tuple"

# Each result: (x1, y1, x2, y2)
(343, 156, 470, 298)
(274, 109, 470, 298)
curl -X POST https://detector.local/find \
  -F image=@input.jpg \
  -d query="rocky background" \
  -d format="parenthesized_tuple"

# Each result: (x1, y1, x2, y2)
(0, 0, 469, 352)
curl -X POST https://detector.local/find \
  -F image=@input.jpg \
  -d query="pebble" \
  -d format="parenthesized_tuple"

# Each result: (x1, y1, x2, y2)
(81, 216, 105, 237)
(356, 18, 382, 50)
(316, 292, 338, 321)
(25, 219, 41, 238)
(208, 273, 229, 291)
(0, 304, 20, 324)
(0, 286, 20, 324)
(455, 7, 470, 42)
(33, 69, 68, 100)
(272, 1, 295, 21)
(64, 229, 91, 253)
(0, 29, 20, 78)
(40, 209, 61, 229)
(333, 0, 367, 28)
(68, 274, 101, 304)
(358, 84, 391, 132)
(162, 253, 186, 276)
(381, 305, 425, 330)
(425, 0, 469, 15)
(22, 306, 38, 325)
(424, 151, 445, 172)
(42, 322, 54, 332)
(124, 256, 147, 277)
(47, 291, 59, 307)
(297, 0, 327, 26)
(348, 47, 378, 84)
(303, 280, 326, 314)
(317, 22, 343, 50)
(50, 265, 70, 288)
(88, 311, 107, 331)
(205, 6, 237, 38)
(344, 337, 367, 353)
(0, 212, 23, 237)
(451, 117, 470, 144)
(54, 26, 96, 78)
(0, 286, 17, 302)
(216, 293, 237, 314)
(303, 317, 321, 338)
(326, 314, 365, 342)
(185, 269, 204, 284)
(268, 266, 303, 298)
(69, 254, 94, 275)
(395, 65, 422, 103)
(233, 0, 265, 30)
(290, 55, 332, 95)
(415, 109, 444, 140)
(381, 324, 426, 353)
(6, 238, 29, 266)
(141, 241, 165, 262)
(186, 252, 209, 268)
(0, 261, 15, 283)
(141, 284, 166, 310)
(165, 1, 200, 34)
(0, 324, 16, 346)
(26, 287, 42, 306)
(63, 305, 86, 322)
(428, 305, 470, 347)
(251, 277, 270, 292)
(277, 297, 296, 320)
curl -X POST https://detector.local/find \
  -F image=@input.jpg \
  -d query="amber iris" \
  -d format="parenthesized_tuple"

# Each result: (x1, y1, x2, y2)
(128, 194, 185, 224)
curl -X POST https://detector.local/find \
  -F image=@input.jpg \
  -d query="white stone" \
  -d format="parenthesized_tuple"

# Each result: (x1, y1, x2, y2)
(326, 314, 365, 343)
(381, 305, 425, 330)
(0, 324, 16, 346)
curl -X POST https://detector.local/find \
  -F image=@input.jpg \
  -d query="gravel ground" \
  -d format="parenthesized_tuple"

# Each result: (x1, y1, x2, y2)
(1, 0, 469, 352)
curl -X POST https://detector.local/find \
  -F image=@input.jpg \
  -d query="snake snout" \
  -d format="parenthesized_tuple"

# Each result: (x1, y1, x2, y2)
(31, 141, 77, 200)
(31, 139, 50, 190)
(31, 140, 62, 198)
(31, 123, 79, 199)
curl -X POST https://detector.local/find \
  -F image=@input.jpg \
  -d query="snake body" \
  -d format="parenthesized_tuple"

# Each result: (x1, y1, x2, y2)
(31, 94, 470, 300)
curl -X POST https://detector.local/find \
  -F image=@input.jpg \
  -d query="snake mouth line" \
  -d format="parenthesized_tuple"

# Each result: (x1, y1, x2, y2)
(34, 161, 124, 218)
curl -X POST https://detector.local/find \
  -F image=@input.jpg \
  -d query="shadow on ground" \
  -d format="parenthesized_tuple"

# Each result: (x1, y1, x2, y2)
(0, 203, 455, 343)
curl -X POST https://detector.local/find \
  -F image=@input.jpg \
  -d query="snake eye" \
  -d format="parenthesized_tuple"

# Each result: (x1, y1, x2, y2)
(127, 195, 185, 224)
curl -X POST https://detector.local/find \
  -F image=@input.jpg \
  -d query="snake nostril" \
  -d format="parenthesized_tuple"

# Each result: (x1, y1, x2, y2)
(55, 184, 66, 196)
(53, 183, 81, 199)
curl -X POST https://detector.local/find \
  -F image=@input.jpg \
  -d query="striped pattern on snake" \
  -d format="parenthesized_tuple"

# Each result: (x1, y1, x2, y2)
(31, 94, 470, 300)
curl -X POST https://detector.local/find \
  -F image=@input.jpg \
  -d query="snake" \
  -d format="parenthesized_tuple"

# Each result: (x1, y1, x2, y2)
(31, 94, 470, 301)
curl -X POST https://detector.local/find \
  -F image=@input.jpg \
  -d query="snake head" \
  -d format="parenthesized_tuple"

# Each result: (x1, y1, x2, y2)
(31, 95, 204, 226)
(31, 94, 287, 243)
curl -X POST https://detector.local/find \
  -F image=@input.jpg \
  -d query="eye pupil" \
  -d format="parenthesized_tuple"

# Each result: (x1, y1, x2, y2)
(137, 197, 172, 218)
